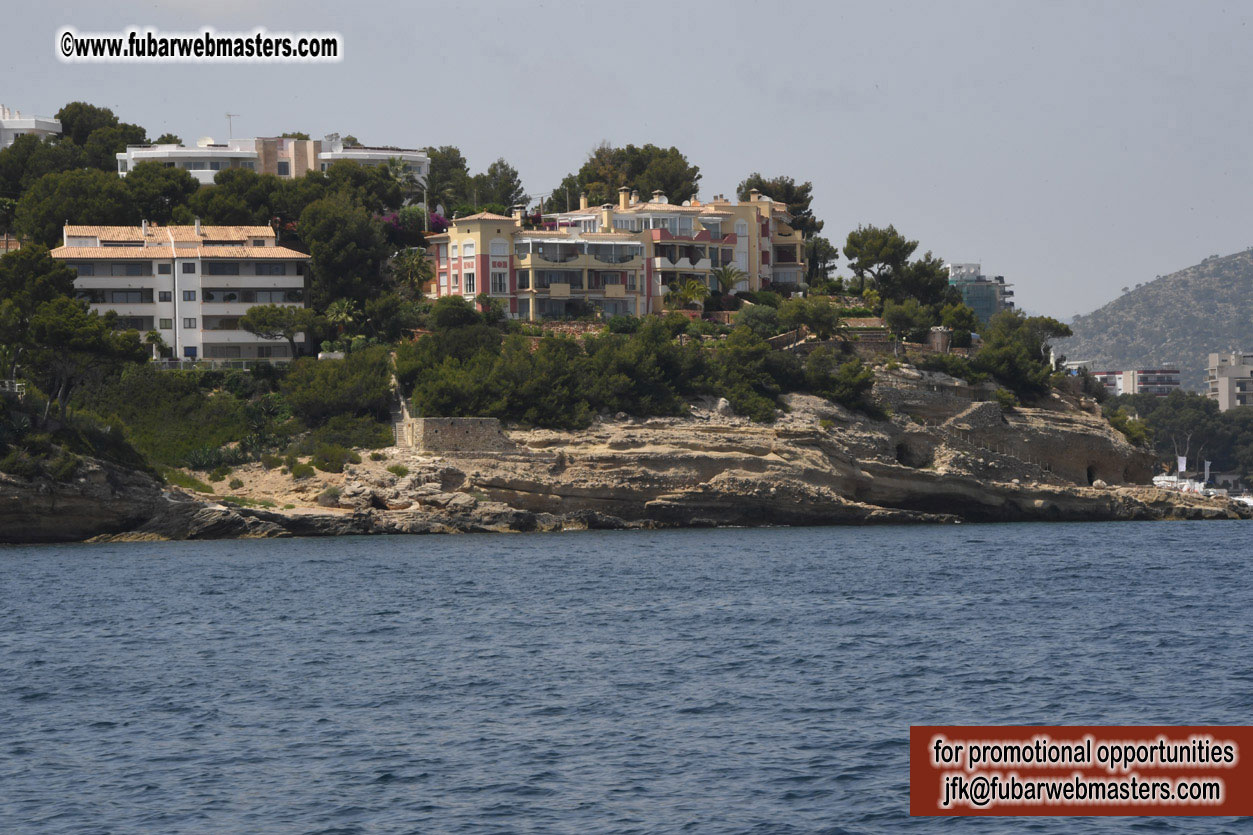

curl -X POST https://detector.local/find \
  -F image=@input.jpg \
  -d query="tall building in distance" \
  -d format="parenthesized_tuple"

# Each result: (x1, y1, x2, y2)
(424, 189, 805, 319)
(116, 134, 428, 187)
(1206, 352, 1253, 411)
(945, 262, 1014, 324)
(50, 223, 310, 362)
(0, 104, 61, 149)
(1089, 368, 1181, 398)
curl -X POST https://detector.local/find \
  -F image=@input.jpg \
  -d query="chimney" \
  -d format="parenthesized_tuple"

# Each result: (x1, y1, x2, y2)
(749, 188, 761, 202)
(141, 219, 148, 236)
(618, 186, 630, 210)
(511, 205, 525, 222)
(630, 189, 639, 206)
(194, 217, 201, 236)
(652, 189, 667, 204)
(579, 192, 589, 211)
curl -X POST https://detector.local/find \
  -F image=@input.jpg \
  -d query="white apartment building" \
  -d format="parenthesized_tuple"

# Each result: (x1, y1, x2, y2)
(50, 223, 310, 362)
(117, 134, 428, 187)
(1207, 352, 1253, 411)
(0, 104, 61, 149)
(1089, 368, 1181, 397)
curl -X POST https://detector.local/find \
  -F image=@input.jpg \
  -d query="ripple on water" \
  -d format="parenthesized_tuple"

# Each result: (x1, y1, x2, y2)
(0, 521, 1247, 834)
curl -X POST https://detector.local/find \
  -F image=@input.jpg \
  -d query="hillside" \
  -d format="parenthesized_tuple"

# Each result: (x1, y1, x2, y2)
(1058, 250, 1253, 390)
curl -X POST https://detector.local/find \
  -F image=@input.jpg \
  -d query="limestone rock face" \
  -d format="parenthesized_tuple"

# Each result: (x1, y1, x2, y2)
(4, 372, 1246, 544)
(0, 459, 169, 543)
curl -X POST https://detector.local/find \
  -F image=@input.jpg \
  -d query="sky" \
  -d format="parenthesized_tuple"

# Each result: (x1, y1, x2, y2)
(7, 0, 1253, 320)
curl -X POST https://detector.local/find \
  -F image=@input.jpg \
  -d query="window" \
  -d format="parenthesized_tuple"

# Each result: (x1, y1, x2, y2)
(252, 239, 266, 246)
(438, 244, 447, 263)
(206, 262, 240, 275)
(157, 263, 171, 274)
(255, 262, 287, 275)
(677, 217, 693, 236)
(450, 244, 458, 258)
(516, 270, 530, 289)
(626, 272, 637, 291)
(182, 262, 196, 274)
(277, 161, 290, 176)
(735, 220, 748, 237)
(183, 347, 197, 358)
(257, 345, 288, 358)
(109, 289, 152, 303)
(439, 272, 447, 291)
(69, 263, 94, 276)
(182, 290, 196, 301)
(110, 263, 145, 276)
(462, 241, 475, 258)
(209, 161, 222, 171)
(464, 272, 476, 293)
(206, 346, 242, 358)
(183, 317, 197, 328)
(491, 272, 508, 294)
(517, 298, 529, 319)
(490, 239, 508, 257)
(159, 291, 172, 302)
(159, 318, 172, 329)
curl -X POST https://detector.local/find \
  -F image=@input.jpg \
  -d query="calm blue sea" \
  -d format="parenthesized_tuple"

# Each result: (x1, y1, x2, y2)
(1, 522, 1251, 834)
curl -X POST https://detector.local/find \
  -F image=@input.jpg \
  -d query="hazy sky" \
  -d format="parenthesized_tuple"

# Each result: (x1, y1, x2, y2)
(8, 0, 1252, 319)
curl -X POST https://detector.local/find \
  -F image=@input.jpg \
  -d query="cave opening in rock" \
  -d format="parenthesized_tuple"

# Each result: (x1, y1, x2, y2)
(1086, 465, 1096, 485)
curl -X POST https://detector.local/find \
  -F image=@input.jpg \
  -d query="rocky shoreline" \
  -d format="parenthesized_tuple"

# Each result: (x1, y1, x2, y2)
(3, 376, 1249, 544)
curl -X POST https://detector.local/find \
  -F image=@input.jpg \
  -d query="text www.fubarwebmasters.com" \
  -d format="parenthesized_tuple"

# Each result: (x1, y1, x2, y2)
(57, 28, 342, 62)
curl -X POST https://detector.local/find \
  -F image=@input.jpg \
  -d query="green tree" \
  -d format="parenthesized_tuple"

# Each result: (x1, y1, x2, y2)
(386, 247, 433, 297)
(54, 102, 119, 146)
(15, 169, 137, 247)
(471, 158, 528, 208)
(972, 310, 1072, 400)
(324, 298, 360, 336)
(82, 123, 148, 170)
(734, 304, 781, 338)
(882, 298, 933, 343)
(0, 245, 77, 377)
(736, 174, 824, 237)
(281, 346, 392, 425)
(843, 224, 917, 294)
(424, 145, 472, 212)
(712, 265, 746, 295)
(779, 296, 840, 339)
(238, 304, 319, 357)
(805, 236, 839, 282)
(939, 302, 980, 348)
(153, 133, 183, 145)
(298, 196, 389, 305)
(549, 143, 701, 209)
(125, 162, 199, 223)
(0, 135, 87, 199)
(280, 132, 311, 140)
(26, 297, 148, 419)
(189, 168, 284, 225)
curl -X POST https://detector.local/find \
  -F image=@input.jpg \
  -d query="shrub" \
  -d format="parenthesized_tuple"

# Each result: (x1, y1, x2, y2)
(228, 477, 244, 490)
(208, 466, 232, 482)
(993, 388, 1020, 411)
(387, 464, 409, 477)
(606, 315, 640, 334)
(316, 486, 342, 507)
(311, 444, 361, 473)
(281, 346, 393, 426)
(290, 462, 315, 479)
(0, 449, 43, 480)
(260, 453, 283, 469)
(164, 468, 213, 493)
(185, 445, 225, 471)
(48, 452, 81, 481)
(916, 353, 989, 384)
(734, 305, 780, 338)
(369, 451, 386, 461)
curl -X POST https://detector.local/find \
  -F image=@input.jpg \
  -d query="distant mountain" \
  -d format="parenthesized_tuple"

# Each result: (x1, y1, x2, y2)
(1057, 249, 1253, 390)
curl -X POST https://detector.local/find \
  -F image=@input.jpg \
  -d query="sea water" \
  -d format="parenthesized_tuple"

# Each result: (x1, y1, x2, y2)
(1, 522, 1250, 833)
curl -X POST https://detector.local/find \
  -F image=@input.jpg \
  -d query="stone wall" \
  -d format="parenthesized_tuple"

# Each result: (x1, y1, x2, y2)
(401, 417, 517, 453)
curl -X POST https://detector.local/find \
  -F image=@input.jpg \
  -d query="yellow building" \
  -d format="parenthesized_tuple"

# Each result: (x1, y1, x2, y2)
(425, 189, 806, 319)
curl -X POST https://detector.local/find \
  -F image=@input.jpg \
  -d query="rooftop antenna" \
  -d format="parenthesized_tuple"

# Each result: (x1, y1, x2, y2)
(225, 113, 240, 139)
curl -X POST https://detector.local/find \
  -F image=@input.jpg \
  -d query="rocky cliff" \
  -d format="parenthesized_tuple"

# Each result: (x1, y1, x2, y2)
(3, 369, 1247, 544)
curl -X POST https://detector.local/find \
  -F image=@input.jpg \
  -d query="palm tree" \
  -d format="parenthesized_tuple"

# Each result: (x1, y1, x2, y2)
(679, 278, 710, 310)
(144, 330, 167, 361)
(385, 156, 421, 205)
(711, 265, 746, 296)
(324, 299, 360, 336)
